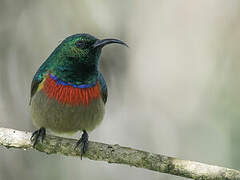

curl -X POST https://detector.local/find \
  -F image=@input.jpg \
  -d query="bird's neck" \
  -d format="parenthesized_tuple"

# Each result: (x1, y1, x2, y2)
(52, 62, 98, 85)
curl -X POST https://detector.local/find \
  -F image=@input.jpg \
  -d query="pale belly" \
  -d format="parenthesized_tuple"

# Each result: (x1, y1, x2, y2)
(31, 90, 105, 133)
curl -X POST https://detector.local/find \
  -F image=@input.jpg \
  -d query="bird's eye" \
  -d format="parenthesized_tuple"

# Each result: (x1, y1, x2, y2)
(75, 41, 87, 49)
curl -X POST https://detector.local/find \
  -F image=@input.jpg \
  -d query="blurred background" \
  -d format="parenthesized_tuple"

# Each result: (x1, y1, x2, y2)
(0, 0, 240, 179)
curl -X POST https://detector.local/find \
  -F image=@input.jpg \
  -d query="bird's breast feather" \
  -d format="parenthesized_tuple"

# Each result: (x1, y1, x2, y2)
(40, 74, 101, 106)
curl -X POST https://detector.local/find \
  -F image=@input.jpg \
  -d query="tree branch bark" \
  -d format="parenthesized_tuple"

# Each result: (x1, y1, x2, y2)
(0, 127, 239, 180)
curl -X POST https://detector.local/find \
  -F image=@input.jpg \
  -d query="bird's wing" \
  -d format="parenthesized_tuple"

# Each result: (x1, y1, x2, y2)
(30, 76, 42, 105)
(30, 62, 49, 105)
(98, 72, 108, 104)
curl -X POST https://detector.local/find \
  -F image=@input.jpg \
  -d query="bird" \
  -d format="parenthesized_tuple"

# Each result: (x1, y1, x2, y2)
(30, 33, 127, 157)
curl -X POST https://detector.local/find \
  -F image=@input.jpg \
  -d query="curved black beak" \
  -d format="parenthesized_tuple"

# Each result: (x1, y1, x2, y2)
(93, 38, 128, 49)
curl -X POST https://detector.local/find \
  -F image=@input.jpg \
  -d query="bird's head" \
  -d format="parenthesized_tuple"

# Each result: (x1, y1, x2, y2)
(47, 33, 127, 84)
(53, 33, 127, 66)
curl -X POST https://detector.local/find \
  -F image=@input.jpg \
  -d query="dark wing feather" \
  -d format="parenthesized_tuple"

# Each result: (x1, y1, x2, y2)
(98, 72, 108, 104)
(29, 76, 42, 105)
(29, 61, 49, 105)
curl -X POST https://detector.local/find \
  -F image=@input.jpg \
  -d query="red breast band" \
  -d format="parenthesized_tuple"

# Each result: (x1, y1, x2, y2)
(43, 74, 101, 106)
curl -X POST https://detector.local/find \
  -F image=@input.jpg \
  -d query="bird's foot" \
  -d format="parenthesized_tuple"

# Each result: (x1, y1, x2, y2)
(31, 127, 46, 147)
(75, 130, 88, 159)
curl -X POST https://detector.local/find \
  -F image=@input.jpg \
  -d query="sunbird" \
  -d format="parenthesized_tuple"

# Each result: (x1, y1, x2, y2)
(30, 33, 127, 156)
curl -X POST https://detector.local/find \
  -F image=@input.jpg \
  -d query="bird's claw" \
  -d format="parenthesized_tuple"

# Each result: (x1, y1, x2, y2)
(75, 130, 88, 159)
(31, 127, 46, 147)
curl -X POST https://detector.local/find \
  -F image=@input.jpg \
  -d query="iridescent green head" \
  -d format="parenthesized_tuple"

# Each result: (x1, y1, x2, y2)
(44, 33, 127, 85)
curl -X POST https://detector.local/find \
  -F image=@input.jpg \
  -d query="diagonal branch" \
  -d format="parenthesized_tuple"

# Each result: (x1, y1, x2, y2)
(0, 127, 239, 180)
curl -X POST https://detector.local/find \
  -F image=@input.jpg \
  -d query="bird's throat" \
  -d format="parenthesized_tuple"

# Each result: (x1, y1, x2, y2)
(54, 60, 98, 85)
